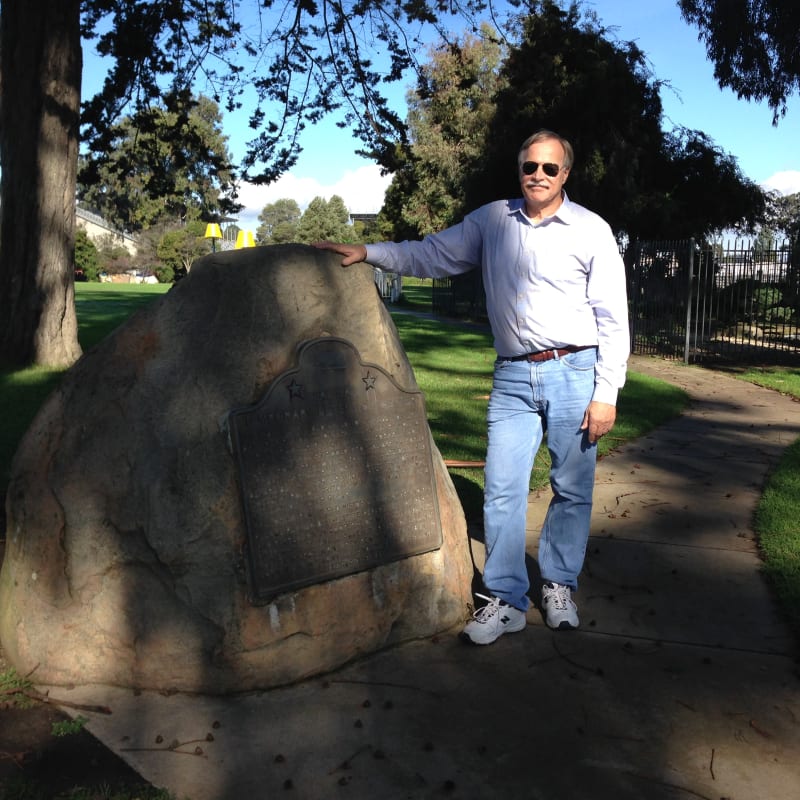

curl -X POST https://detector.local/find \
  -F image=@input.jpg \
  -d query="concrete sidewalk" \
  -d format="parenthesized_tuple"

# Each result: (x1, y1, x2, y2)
(47, 356, 800, 799)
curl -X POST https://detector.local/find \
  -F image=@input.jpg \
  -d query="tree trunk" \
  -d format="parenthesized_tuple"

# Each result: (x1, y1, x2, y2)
(0, 0, 82, 367)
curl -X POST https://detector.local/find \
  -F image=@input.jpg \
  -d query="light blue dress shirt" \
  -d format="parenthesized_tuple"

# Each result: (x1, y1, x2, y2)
(366, 194, 630, 405)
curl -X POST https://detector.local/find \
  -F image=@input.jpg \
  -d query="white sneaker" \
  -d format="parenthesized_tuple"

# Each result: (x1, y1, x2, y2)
(542, 582, 579, 630)
(460, 594, 527, 645)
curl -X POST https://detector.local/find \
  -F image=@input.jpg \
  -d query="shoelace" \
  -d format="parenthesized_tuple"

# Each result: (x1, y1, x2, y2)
(472, 593, 502, 622)
(545, 583, 570, 611)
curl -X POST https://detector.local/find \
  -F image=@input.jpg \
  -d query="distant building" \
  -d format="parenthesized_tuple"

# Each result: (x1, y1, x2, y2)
(76, 205, 138, 255)
(350, 212, 378, 226)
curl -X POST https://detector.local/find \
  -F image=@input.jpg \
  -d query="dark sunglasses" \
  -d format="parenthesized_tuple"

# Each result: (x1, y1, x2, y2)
(521, 161, 562, 177)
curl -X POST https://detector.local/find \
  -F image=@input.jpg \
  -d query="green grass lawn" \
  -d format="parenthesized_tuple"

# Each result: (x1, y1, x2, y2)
(755, 438, 800, 638)
(731, 365, 800, 396)
(395, 276, 433, 312)
(723, 365, 800, 640)
(75, 282, 172, 350)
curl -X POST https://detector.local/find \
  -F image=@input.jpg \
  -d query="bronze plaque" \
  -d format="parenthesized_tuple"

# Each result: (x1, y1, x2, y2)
(227, 337, 443, 603)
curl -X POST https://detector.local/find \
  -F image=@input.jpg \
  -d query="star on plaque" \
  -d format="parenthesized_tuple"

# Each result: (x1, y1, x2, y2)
(287, 379, 304, 399)
(362, 371, 377, 391)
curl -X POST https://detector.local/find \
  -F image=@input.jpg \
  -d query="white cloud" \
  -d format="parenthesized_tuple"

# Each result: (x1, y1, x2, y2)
(234, 164, 393, 231)
(761, 170, 800, 196)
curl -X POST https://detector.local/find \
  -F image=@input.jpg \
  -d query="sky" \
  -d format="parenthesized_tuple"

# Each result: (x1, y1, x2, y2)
(83, 0, 800, 232)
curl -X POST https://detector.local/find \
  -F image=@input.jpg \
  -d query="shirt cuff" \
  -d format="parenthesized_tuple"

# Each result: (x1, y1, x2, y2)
(592, 383, 619, 406)
(365, 243, 389, 266)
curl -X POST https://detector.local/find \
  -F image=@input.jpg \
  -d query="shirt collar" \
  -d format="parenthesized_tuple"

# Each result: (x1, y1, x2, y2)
(509, 191, 575, 225)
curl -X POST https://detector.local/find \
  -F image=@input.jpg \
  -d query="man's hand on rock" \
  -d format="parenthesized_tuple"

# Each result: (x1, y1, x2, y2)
(313, 241, 368, 267)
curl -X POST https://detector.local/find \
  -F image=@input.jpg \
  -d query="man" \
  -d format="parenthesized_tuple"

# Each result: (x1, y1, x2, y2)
(315, 129, 629, 645)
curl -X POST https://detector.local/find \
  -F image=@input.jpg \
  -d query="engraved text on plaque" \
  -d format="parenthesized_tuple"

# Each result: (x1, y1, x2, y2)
(227, 337, 443, 603)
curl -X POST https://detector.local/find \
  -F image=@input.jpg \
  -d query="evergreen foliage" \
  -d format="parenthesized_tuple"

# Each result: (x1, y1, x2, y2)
(74, 229, 101, 282)
(257, 199, 302, 244)
(295, 196, 358, 244)
(78, 95, 240, 233)
(678, 0, 800, 123)
(384, 0, 766, 241)
(765, 192, 800, 242)
(386, 24, 506, 236)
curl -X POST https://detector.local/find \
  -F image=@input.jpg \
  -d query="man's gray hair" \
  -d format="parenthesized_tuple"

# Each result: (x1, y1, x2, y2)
(518, 130, 574, 170)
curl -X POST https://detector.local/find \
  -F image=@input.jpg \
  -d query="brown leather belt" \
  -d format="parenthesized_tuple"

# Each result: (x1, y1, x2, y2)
(507, 345, 595, 363)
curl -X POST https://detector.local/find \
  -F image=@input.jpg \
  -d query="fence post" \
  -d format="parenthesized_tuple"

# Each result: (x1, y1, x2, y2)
(683, 238, 695, 364)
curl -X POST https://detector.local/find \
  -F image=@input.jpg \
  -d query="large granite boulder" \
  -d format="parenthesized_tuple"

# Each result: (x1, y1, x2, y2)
(0, 245, 474, 693)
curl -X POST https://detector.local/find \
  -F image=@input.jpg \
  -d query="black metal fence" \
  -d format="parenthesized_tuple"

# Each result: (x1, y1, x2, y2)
(432, 237, 800, 364)
(626, 238, 800, 363)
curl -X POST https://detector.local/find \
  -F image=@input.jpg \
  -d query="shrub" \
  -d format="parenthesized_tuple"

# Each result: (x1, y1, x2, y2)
(152, 264, 175, 283)
(74, 229, 101, 281)
(765, 306, 795, 323)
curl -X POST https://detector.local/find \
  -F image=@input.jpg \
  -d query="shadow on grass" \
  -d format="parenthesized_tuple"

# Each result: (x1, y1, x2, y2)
(0, 368, 63, 495)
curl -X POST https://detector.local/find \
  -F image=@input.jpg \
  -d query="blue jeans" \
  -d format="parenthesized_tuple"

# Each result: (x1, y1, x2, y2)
(482, 348, 598, 611)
